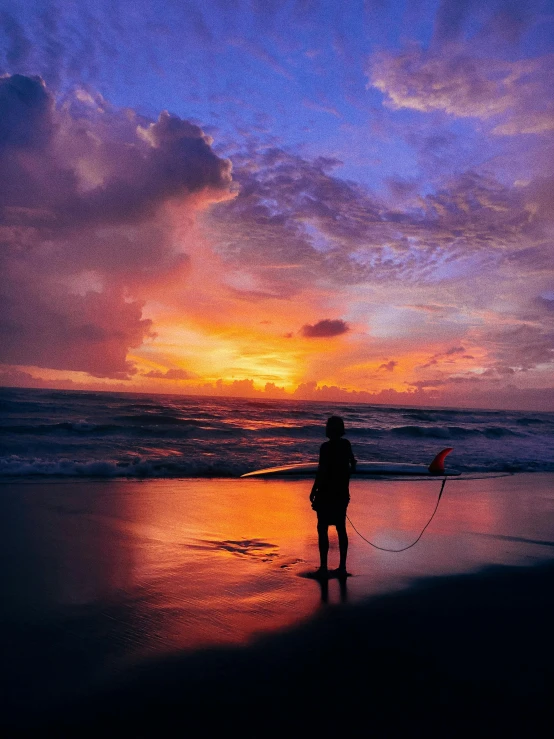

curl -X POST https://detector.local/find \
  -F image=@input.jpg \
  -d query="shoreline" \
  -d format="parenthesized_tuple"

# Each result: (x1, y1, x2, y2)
(0, 469, 545, 483)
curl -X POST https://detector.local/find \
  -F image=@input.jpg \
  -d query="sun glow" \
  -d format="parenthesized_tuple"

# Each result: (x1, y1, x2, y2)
(134, 319, 304, 390)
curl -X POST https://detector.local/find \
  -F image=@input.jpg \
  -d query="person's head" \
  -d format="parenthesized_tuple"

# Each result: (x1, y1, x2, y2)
(325, 415, 345, 439)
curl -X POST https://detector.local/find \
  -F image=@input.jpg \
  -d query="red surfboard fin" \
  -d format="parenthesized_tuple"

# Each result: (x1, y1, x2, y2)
(428, 447, 453, 474)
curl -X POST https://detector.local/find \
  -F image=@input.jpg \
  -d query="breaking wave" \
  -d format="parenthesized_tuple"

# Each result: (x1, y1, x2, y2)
(0, 456, 246, 478)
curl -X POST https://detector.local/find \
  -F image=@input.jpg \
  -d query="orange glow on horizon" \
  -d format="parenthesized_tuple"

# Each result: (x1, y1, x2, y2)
(3, 200, 546, 409)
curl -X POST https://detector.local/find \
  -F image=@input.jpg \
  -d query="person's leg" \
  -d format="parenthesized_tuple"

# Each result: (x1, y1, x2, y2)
(316, 520, 329, 571)
(336, 519, 348, 572)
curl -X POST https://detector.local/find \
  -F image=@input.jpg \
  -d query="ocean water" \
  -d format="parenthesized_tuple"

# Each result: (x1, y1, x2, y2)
(1, 386, 554, 478)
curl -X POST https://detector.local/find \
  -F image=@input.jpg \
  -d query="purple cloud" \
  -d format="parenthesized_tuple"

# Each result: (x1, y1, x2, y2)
(0, 75, 233, 378)
(368, 43, 553, 136)
(420, 346, 467, 370)
(300, 319, 350, 338)
(210, 143, 549, 302)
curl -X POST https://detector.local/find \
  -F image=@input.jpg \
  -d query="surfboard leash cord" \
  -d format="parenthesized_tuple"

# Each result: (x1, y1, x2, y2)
(346, 477, 447, 552)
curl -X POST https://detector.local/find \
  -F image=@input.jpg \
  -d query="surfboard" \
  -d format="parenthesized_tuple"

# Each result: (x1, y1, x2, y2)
(240, 448, 460, 478)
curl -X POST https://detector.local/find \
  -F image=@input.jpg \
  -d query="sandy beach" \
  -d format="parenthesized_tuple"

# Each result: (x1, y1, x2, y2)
(1, 472, 553, 734)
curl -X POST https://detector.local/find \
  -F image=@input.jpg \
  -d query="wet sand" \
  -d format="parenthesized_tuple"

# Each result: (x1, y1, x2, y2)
(1, 473, 553, 734)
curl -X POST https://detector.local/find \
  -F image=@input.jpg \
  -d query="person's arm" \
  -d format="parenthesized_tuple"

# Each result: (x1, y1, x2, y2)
(349, 440, 356, 473)
(310, 446, 323, 502)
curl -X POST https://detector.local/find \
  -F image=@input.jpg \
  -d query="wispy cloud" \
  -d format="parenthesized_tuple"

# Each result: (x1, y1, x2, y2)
(368, 44, 554, 135)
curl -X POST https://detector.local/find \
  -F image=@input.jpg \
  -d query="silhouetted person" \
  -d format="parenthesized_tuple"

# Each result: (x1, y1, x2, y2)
(310, 416, 356, 577)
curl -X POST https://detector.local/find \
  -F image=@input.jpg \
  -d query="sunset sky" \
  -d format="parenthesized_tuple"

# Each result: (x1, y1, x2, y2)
(1, 0, 553, 409)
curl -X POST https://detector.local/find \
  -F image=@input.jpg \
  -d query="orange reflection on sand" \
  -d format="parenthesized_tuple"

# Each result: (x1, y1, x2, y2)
(395, 480, 451, 531)
(3, 474, 552, 672)
(117, 479, 320, 654)
(350, 479, 500, 539)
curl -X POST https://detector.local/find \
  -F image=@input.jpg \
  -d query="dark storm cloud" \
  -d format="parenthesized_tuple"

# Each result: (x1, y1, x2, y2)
(0, 75, 233, 378)
(62, 112, 231, 227)
(0, 76, 232, 229)
(300, 319, 349, 338)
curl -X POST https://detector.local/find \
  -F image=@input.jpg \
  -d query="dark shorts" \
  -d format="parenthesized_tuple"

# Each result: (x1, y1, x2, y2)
(315, 500, 348, 527)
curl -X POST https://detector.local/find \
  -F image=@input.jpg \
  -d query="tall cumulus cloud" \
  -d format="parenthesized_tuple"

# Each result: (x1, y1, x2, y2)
(0, 74, 233, 378)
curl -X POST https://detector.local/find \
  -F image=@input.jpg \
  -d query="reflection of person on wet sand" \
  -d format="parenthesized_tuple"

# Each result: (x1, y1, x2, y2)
(310, 416, 356, 578)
